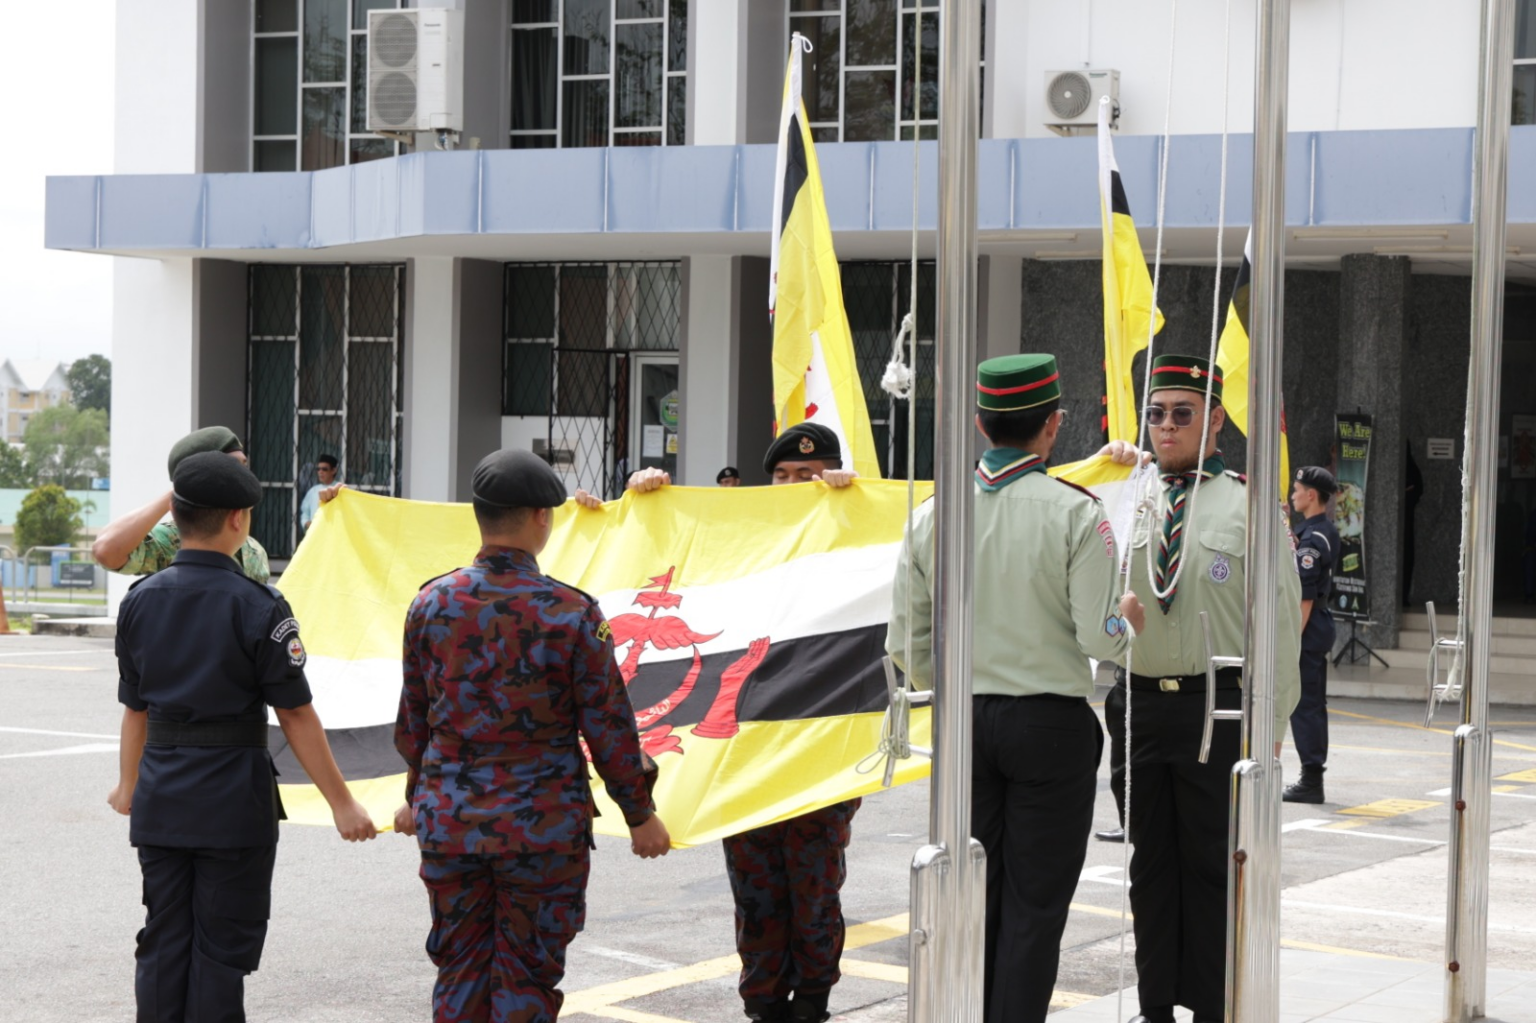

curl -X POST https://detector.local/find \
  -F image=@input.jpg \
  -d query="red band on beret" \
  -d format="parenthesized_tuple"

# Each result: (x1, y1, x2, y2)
(1152, 365, 1223, 384)
(976, 371, 1060, 396)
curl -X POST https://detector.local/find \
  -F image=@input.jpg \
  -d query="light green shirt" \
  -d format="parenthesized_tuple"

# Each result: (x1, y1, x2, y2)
(116, 521, 271, 585)
(1122, 469, 1301, 738)
(887, 468, 1131, 699)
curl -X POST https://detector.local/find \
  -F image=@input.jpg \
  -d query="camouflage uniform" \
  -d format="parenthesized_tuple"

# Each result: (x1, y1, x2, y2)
(396, 545, 657, 1023)
(117, 521, 271, 584)
(723, 798, 861, 1020)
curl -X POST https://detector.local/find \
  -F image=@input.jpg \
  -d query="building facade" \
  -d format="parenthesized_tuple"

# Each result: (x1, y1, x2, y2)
(0, 360, 71, 446)
(45, 0, 1536, 645)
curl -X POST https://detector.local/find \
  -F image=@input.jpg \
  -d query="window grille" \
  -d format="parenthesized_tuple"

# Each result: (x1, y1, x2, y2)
(247, 264, 405, 559)
(1517, 0, 1536, 124)
(841, 260, 936, 479)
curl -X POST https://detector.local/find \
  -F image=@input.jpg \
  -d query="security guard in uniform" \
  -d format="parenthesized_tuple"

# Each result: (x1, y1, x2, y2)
(1115, 354, 1300, 1023)
(1284, 466, 1340, 804)
(887, 355, 1146, 1023)
(394, 448, 672, 1023)
(109, 451, 377, 1023)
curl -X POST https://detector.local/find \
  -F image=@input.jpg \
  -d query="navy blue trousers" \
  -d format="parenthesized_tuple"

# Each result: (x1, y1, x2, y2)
(135, 844, 276, 1023)
(1290, 650, 1330, 771)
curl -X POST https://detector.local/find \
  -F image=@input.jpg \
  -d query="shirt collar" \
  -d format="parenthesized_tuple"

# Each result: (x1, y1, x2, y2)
(475, 545, 541, 574)
(975, 447, 1047, 493)
(1162, 451, 1227, 485)
(171, 548, 247, 574)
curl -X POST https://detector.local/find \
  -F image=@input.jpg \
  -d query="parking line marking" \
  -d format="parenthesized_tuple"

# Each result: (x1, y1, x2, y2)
(1329, 708, 1536, 754)
(1051, 990, 1098, 1008)
(577, 1007, 693, 1023)
(839, 958, 908, 984)
(0, 726, 119, 740)
(1498, 768, 1536, 783)
(0, 663, 94, 672)
(0, 648, 103, 657)
(579, 946, 681, 973)
(1277, 939, 1411, 960)
(1072, 901, 1130, 920)
(0, 742, 120, 759)
(1336, 798, 1440, 819)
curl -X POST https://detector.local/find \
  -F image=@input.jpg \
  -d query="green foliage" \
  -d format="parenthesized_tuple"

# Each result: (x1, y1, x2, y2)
(14, 485, 84, 551)
(23, 405, 109, 489)
(66, 355, 111, 414)
(0, 442, 28, 488)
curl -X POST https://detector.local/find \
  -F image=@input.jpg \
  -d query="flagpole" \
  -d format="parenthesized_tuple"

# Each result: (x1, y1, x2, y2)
(908, 0, 984, 1020)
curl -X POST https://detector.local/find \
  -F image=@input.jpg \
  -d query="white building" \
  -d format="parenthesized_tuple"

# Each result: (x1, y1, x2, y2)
(0, 359, 71, 445)
(44, 0, 1536, 645)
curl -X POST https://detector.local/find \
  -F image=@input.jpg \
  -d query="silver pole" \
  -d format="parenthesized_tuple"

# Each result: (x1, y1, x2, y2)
(1446, 1, 1514, 1018)
(1231, 1, 1289, 1020)
(908, 1, 984, 1021)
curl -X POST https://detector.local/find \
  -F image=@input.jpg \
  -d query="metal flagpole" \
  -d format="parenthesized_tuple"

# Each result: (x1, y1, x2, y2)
(1445, 1, 1514, 1019)
(908, 0, 985, 1020)
(1226, 1, 1289, 1020)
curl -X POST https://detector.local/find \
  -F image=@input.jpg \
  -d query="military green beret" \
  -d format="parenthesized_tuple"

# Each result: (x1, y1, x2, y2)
(976, 354, 1061, 412)
(471, 449, 568, 509)
(167, 426, 244, 478)
(172, 451, 263, 510)
(1149, 354, 1224, 403)
(763, 423, 841, 473)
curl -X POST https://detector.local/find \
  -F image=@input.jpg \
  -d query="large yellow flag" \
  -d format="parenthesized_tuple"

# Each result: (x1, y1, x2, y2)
(1216, 230, 1291, 486)
(1098, 98, 1164, 444)
(769, 36, 881, 479)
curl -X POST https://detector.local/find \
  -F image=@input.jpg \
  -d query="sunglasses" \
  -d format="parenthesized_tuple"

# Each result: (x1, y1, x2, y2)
(1145, 405, 1202, 427)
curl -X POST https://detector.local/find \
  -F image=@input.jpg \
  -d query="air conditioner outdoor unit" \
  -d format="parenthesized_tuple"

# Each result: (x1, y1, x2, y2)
(1043, 69, 1119, 136)
(367, 8, 464, 134)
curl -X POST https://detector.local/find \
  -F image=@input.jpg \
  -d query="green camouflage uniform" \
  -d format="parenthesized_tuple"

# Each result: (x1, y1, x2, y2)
(117, 522, 271, 585)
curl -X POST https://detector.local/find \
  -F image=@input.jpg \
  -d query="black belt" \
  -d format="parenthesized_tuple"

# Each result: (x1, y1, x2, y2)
(146, 720, 269, 748)
(1128, 667, 1242, 694)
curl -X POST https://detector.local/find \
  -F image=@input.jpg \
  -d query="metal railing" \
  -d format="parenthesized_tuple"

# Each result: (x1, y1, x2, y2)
(2, 546, 110, 616)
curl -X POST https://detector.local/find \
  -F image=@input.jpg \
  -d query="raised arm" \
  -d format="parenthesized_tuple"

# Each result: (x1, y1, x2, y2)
(92, 491, 173, 570)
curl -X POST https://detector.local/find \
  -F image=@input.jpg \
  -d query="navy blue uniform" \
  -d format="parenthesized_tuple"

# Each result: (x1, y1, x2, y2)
(1291, 514, 1339, 772)
(116, 549, 314, 1023)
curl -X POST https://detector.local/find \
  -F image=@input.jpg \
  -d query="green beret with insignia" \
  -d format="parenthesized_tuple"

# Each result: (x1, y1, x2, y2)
(471, 449, 568, 509)
(172, 451, 263, 509)
(763, 423, 841, 473)
(976, 354, 1061, 411)
(167, 426, 244, 478)
(1149, 354, 1224, 403)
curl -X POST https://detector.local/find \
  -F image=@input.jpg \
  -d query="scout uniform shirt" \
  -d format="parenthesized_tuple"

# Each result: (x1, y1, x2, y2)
(118, 521, 271, 584)
(1124, 457, 1302, 737)
(1294, 512, 1340, 654)
(887, 448, 1132, 697)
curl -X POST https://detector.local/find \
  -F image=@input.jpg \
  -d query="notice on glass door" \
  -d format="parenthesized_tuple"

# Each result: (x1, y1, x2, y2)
(643, 425, 665, 458)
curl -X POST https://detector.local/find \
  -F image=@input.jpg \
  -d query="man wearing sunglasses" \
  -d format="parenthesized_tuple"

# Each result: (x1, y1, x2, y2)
(1110, 354, 1301, 1023)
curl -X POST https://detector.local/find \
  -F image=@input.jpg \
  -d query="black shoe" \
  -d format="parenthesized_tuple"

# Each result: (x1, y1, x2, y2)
(744, 998, 790, 1022)
(1283, 773, 1325, 804)
(1095, 826, 1127, 842)
(1128, 1011, 1175, 1023)
(788, 991, 830, 1022)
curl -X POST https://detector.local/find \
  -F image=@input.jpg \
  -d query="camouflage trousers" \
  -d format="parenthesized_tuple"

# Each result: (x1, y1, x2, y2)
(722, 799, 861, 1004)
(419, 849, 589, 1023)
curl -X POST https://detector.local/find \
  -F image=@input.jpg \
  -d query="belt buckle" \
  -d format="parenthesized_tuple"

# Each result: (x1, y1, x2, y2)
(1159, 678, 1181, 693)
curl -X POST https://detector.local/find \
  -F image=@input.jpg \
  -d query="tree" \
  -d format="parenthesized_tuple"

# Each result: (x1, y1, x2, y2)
(67, 354, 111, 414)
(14, 485, 84, 551)
(23, 405, 109, 490)
(0, 443, 28, 489)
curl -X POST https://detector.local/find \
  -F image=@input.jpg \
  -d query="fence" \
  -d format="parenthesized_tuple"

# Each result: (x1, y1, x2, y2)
(1, 546, 110, 617)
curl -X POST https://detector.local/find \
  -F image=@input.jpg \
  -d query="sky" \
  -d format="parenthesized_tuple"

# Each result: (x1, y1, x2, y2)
(0, 3, 115, 366)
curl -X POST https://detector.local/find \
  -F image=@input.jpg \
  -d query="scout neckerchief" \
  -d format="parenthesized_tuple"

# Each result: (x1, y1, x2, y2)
(975, 447, 1047, 493)
(1153, 452, 1226, 613)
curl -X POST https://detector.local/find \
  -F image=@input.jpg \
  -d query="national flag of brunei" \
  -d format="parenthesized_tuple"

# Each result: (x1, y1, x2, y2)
(1215, 230, 1291, 487)
(1098, 97, 1165, 445)
(270, 486, 933, 847)
(768, 34, 882, 480)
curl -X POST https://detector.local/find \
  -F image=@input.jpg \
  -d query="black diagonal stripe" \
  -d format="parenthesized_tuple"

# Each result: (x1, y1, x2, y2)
(1229, 253, 1252, 336)
(1109, 169, 1132, 217)
(278, 625, 897, 782)
(779, 114, 809, 235)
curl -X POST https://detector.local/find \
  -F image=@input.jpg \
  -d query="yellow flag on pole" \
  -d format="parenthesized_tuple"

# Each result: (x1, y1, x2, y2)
(1216, 230, 1291, 486)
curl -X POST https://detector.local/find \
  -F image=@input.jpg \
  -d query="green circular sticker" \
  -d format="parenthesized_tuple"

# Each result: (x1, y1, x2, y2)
(660, 390, 680, 430)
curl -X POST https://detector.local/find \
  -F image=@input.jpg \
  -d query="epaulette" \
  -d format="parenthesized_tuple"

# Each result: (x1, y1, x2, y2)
(417, 569, 459, 593)
(126, 573, 153, 592)
(1225, 470, 1247, 484)
(1052, 476, 1102, 502)
(567, 582, 601, 608)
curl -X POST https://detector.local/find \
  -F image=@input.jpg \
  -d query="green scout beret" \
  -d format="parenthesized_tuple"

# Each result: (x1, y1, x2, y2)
(167, 426, 244, 478)
(976, 354, 1061, 412)
(471, 449, 568, 509)
(172, 451, 263, 510)
(763, 423, 841, 473)
(1149, 354, 1224, 403)
(1295, 465, 1337, 498)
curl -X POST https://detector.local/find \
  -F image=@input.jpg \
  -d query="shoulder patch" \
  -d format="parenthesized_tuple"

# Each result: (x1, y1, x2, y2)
(1052, 476, 1101, 501)
(270, 617, 301, 643)
(596, 620, 612, 642)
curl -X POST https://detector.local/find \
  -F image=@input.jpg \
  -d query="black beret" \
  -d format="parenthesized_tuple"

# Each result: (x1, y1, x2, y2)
(716, 466, 741, 483)
(167, 426, 244, 478)
(1294, 465, 1338, 497)
(763, 423, 842, 474)
(172, 451, 263, 510)
(472, 449, 568, 509)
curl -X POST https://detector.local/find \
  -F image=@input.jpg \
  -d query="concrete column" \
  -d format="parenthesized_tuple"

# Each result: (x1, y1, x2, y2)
(735, 258, 776, 485)
(454, 259, 507, 500)
(679, 256, 738, 486)
(1337, 254, 1411, 648)
(692, 0, 786, 145)
(194, 260, 249, 432)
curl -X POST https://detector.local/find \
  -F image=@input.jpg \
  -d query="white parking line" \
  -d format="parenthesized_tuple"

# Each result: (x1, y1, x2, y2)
(1282, 899, 1536, 936)
(0, 649, 106, 657)
(578, 946, 684, 972)
(0, 727, 119, 740)
(1285, 819, 1442, 846)
(0, 742, 119, 759)
(1078, 865, 1126, 887)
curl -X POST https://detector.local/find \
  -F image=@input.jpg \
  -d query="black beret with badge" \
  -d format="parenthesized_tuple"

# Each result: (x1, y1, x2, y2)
(167, 426, 245, 478)
(172, 451, 264, 510)
(716, 466, 741, 483)
(472, 448, 568, 509)
(763, 422, 842, 473)
(1294, 465, 1337, 498)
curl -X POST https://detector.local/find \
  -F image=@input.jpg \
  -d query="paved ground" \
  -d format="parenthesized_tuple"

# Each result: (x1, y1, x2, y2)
(4, 633, 1536, 1022)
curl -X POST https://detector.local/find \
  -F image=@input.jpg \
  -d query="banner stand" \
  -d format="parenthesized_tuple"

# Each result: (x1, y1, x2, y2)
(1333, 616, 1389, 669)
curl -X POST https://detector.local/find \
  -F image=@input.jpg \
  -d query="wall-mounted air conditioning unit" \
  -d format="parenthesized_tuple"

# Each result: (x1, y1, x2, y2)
(367, 8, 464, 134)
(1043, 69, 1120, 136)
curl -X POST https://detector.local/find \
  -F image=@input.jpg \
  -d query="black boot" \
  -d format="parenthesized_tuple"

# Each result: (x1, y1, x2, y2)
(1283, 768, 1325, 804)
(743, 997, 790, 1022)
(788, 990, 831, 1022)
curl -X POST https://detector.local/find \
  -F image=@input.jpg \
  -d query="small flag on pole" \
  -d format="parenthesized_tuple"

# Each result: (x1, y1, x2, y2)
(769, 34, 881, 480)
(1216, 230, 1292, 486)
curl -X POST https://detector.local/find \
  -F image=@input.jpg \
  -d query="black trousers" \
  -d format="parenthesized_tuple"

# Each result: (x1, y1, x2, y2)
(1106, 680, 1127, 826)
(972, 694, 1103, 1023)
(1291, 650, 1330, 771)
(1120, 686, 1241, 1020)
(135, 844, 277, 1023)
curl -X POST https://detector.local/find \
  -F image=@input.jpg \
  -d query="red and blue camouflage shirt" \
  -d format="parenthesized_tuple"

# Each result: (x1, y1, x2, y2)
(395, 545, 655, 856)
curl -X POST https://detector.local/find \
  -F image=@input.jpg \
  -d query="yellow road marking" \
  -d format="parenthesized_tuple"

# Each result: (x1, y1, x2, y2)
(1493, 784, 1520, 793)
(1324, 819, 1367, 830)
(0, 663, 94, 672)
(1337, 798, 1440, 819)
(1499, 767, 1536, 783)
(1329, 708, 1536, 754)
(839, 958, 908, 984)
(1051, 990, 1099, 1008)
(1072, 901, 1130, 920)
(1278, 939, 1412, 960)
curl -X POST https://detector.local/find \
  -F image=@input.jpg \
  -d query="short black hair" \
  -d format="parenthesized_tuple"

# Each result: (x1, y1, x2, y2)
(472, 498, 534, 533)
(317, 454, 338, 469)
(171, 496, 235, 540)
(977, 399, 1060, 449)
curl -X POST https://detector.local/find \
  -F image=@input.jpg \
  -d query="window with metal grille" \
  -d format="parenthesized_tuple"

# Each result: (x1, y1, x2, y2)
(253, 0, 405, 172)
(511, 0, 688, 149)
(841, 260, 936, 479)
(788, 0, 984, 143)
(248, 264, 405, 559)
(1518, 0, 1536, 124)
(504, 262, 680, 498)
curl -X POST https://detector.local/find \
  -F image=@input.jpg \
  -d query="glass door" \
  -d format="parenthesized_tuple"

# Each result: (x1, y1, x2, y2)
(631, 354, 679, 479)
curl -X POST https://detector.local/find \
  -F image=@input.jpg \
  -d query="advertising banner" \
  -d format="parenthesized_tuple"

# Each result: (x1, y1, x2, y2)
(1332, 413, 1373, 618)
